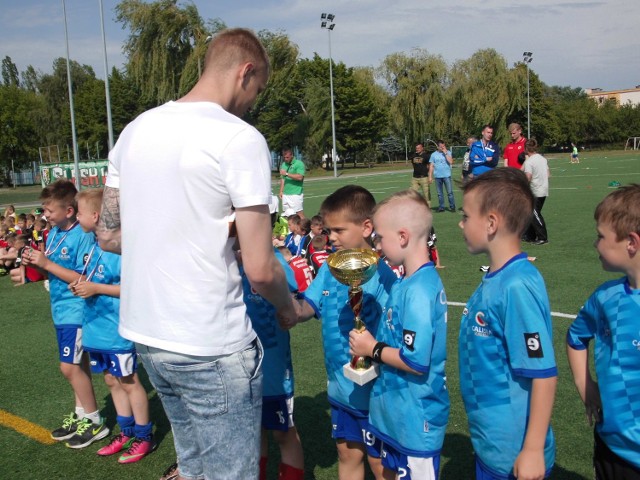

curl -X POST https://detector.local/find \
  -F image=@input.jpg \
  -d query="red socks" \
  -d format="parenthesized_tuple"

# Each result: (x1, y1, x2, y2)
(278, 462, 304, 480)
(260, 457, 268, 480)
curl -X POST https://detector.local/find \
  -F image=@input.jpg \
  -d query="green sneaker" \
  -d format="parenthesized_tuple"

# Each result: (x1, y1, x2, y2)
(50, 413, 80, 441)
(65, 417, 110, 449)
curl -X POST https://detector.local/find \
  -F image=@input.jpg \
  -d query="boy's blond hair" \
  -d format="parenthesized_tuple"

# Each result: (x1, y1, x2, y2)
(462, 168, 533, 236)
(373, 189, 432, 239)
(76, 188, 104, 214)
(40, 179, 78, 211)
(594, 184, 640, 241)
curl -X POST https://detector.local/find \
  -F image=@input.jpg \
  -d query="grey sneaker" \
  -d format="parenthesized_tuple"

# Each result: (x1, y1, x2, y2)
(50, 413, 80, 441)
(65, 417, 109, 449)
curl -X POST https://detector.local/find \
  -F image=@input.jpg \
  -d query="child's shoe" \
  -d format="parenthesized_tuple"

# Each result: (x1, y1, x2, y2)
(96, 433, 134, 456)
(65, 417, 109, 449)
(118, 437, 155, 464)
(50, 412, 80, 441)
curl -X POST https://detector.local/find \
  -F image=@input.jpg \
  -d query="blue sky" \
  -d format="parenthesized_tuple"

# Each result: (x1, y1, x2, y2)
(1, 0, 638, 91)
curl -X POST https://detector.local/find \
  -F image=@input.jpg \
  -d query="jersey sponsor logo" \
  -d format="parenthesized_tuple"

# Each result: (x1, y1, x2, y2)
(322, 290, 330, 296)
(472, 311, 492, 337)
(439, 289, 447, 305)
(403, 329, 416, 350)
(462, 307, 469, 316)
(632, 332, 640, 350)
(386, 308, 395, 331)
(524, 332, 544, 358)
(98, 265, 105, 274)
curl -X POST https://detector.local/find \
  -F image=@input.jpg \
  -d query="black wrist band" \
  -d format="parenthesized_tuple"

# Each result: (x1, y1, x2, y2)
(371, 342, 388, 363)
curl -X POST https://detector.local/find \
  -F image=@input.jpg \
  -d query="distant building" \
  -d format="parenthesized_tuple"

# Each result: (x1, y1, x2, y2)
(585, 86, 640, 107)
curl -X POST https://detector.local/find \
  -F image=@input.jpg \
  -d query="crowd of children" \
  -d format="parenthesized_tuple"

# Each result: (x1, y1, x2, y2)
(4, 172, 639, 480)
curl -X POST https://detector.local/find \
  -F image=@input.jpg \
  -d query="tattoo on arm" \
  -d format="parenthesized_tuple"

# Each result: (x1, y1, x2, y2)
(97, 186, 122, 253)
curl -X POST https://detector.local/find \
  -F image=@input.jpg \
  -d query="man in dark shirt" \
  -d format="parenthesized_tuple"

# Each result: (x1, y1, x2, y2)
(410, 143, 433, 207)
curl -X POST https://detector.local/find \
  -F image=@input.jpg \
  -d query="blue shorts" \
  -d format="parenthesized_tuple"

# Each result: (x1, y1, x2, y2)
(330, 405, 381, 458)
(381, 443, 440, 479)
(56, 326, 83, 364)
(262, 396, 294, 431)
(88, 351, 137, 377)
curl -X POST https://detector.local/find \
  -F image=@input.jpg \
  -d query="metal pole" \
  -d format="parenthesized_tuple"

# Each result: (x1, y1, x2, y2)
(328, 29, 338, 178)
(62, 0, 81, 188)
(99, 0, 114, 151)
(527, 64, 531, 138)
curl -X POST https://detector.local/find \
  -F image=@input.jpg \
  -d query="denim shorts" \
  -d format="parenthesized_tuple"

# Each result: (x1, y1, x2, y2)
(136, 339, 263, 480)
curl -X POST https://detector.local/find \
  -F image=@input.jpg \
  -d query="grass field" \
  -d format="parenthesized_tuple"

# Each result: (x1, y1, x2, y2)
(1, 150, 639, 479)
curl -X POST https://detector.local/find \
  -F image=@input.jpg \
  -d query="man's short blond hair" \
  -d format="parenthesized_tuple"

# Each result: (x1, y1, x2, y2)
(203, 28, 269, 76)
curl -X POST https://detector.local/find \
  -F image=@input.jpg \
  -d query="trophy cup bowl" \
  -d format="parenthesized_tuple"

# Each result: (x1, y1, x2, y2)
(327, 248, 380, 385)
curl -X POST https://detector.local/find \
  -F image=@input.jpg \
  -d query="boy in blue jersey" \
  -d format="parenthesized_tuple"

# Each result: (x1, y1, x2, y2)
(239, 247, 305, 480)
(20, 180, 108, 447)
(458, 168, 557, 480)
(349, 190, 450, 479)
(71, 188, 154, 462)
(566, 184, 640, 479)
(296, 185, 397, 480)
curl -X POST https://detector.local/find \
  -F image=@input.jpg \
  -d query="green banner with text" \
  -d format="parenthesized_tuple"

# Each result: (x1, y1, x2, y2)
(40, 161, 109, 189)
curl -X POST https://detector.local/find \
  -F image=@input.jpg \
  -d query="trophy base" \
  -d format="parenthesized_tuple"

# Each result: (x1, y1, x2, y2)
(343, 362, 379, 386)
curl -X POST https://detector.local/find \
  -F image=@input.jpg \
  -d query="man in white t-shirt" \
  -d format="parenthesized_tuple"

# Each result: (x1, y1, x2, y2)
(522, 139, 550, 245)
(97, 28, 297, 480)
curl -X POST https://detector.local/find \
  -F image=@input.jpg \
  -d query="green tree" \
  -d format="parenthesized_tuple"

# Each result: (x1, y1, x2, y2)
(116, 0, 207, 105)
(2, 56, 20, 87)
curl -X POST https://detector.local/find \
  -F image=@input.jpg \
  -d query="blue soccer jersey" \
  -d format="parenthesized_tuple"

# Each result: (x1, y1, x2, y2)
(567, 277, 640, 469)
(82, 243, 133, 354)
(459, 253, 557, 477)
(242, 249, 298, 399)
(302, 259, 397, 414)
(369, 263, 449, 458)
(46, 223, 95, 327)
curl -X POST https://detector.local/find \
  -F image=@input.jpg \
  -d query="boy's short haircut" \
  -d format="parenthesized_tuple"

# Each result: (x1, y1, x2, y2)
(36, 218, 47, 228)
(40, 179, 79, 211)
(15, 234, 29, 244)
(462, 168, 533, 236)
(525, 138, 539, 154)
(311, 234, 327, 250)
(311, 215, 323, 226)
(373, 189, 432, 238)
(320, 185, 376, 224)
(299, 218, 311, 235)
(594, 183, 640, 241)
(277, 245, 292, 258)
(27, 214, 35, 222)
(76, 188, 104, 214)
(287, 214, 302, 226)
(204, 28, 270, 77)
(18, 213, 27, 221)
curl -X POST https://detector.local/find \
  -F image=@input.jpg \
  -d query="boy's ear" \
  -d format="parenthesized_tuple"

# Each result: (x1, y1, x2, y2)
(487, 212, 498, 235)
(627, 232, 640, 255)
(362, 218, 374, 238)
(65, 206, 75, 219)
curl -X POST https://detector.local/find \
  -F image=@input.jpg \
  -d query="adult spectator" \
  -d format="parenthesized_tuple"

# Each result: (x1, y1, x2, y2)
(97, 28, 297, 480)
(503, 123, 527, 168)
(522, 139, 550, 245)
(279, 148, 305, 217)
(410, 142, 432, 207)
(430, 140, 456, 212)
(469, 125, 500, 177)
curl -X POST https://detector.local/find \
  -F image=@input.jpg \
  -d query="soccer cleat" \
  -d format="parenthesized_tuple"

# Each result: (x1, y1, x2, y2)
(118, 437, 155, 464)
(96, 433, 133, 456)
(51, 413, 80, 441)
(65, 417, 110, 449)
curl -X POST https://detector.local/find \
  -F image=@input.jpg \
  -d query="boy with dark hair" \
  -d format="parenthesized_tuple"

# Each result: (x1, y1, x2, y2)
(350, 189, 449, 479)
(20, 179, 107, 446)
(72, 188, 154, 461)
(567, 184, 640, 479)
(295, 185, 397, 480)
(277, 246, 313, 293)
(458, 168, 557, 479)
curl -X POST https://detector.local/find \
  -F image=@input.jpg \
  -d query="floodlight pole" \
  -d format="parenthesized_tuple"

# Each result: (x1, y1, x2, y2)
(99, 0, 114, 151)
(321, 13, 338, 178)
(523, 51, 533, 138)
(62, 0, 81, 188)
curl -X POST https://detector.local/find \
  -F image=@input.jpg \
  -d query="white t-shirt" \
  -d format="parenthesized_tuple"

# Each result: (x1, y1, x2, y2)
(523, 153, 549, 198)
(106, 101, 272, 356)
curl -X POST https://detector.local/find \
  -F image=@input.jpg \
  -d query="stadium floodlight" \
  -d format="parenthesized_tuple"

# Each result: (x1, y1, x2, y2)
(321, 13, 338, 178)
(523, 52, 533, 138)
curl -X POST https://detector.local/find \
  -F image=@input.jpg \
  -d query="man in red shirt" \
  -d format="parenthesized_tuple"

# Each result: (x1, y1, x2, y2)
(503, 123, 527, 168)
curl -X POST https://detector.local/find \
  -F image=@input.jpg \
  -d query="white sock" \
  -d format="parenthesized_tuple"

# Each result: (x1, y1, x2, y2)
(75, 406, 85, 418)
(84, 410, 101, 424)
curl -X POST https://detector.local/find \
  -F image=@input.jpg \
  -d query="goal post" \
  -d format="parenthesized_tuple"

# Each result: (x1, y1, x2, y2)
(625, 137, 640, 150)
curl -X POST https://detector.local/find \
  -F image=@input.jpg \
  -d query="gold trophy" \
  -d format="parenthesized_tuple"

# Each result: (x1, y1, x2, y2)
(327, 248, 380, 385)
